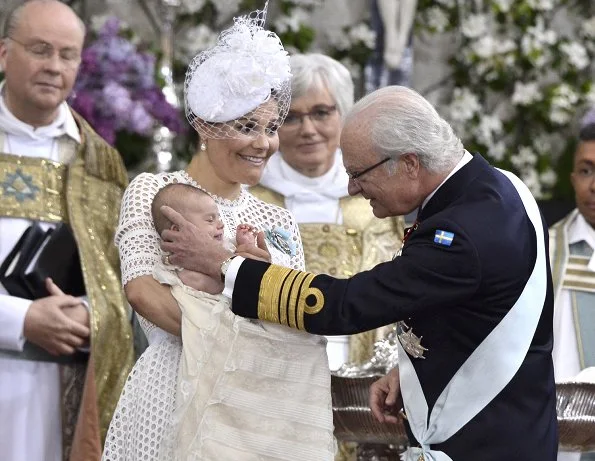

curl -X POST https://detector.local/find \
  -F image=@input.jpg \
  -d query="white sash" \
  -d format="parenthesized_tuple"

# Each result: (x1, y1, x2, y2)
(399, 170, 547, 460)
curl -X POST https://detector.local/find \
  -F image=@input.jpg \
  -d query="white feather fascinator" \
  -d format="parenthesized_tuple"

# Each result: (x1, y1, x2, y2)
(184, 2, 292, 138)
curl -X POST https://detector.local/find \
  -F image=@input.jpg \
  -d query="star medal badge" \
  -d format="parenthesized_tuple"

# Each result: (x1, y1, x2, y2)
(397, 321, 428, 359)
(264, 227, 296, 256)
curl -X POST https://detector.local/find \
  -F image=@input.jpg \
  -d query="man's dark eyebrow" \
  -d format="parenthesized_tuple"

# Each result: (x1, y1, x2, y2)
(577, 159, 595, 166)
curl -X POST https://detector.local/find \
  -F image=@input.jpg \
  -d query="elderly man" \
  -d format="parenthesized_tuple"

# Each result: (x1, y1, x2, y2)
(0, 1, 134, 460)
(550, 109, 595, 461)
(162, 85, 558, 461)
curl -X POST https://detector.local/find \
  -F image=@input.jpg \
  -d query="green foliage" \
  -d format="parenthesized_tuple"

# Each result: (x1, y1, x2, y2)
(276, 24, 316, 53)
(115, 131, 153, 170)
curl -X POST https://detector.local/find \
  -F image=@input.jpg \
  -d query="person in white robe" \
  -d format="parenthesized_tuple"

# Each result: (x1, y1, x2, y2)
(0, 2, 134, 460)
(550, 109, 595, 461)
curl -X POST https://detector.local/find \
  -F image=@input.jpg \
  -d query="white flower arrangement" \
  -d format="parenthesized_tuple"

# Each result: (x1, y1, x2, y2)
(273, 7, 310, 34)
(177, 24, 218, 62)
(327, 21, 376, 83)
(417, 0, 594, 198)
(582, 16, 595, 38)
(181, 0, 207, 14)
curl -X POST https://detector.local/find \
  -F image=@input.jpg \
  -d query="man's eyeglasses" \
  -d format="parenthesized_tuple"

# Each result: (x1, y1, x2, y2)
(6, 37, 81, 69)
(573, 165, 595, 181)
(282, 105, 337, 129)
(347, 157, 392, 181)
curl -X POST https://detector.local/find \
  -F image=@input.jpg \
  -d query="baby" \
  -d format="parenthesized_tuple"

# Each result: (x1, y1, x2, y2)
(151, 184, 261, 458)
(151, 183, 335, 460)
(151, 183, 256, 294)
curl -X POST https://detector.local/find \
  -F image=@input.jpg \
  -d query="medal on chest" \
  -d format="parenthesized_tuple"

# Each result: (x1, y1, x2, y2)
(397, 321, 428, 359)
(394, 220, 419, 259)
(393, 219, 428, 358)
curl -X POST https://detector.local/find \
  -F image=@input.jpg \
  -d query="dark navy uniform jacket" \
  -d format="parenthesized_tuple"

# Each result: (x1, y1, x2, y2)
(231, 154, 558, 460)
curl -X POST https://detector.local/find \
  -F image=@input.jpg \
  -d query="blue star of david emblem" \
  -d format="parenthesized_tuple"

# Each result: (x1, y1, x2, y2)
(1, 168, 40, 202)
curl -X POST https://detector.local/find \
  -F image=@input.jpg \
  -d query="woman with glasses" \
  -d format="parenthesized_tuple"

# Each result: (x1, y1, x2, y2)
(251, 53, 405, 376)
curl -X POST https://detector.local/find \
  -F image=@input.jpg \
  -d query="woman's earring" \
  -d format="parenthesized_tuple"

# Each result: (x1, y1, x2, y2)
(200, 142, 207, 151)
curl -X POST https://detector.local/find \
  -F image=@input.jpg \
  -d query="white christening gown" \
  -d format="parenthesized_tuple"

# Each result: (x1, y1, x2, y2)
(102, 171, 335, 461)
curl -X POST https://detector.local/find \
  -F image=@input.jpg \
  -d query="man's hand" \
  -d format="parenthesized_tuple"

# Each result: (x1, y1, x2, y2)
(235, 231, 271, 262)
(160, 206, 232, 278)
(369, 367, 403, 424)
(178, 270, 224, 294)
(46, 277, 90, 332)
(23, 278, 90, 355)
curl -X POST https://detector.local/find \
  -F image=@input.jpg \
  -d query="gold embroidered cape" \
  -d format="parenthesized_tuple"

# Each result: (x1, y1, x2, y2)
(0, 111, 134, 459)
(67, 113, 134, 458)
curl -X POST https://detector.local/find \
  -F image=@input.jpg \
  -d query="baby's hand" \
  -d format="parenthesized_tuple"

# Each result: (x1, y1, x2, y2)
(236, 224, 257, 247)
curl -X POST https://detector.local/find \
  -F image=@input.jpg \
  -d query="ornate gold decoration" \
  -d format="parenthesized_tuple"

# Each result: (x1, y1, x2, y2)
(66, 115, 134, 442)
(258, 264, 291, 324)
(397, 321, 428, 359)
(0, 153, 68, 222)
(297, 273, 324, 330)
(258, 265, 324, 330)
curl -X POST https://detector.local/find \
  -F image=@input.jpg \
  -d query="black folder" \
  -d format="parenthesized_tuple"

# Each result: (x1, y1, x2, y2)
(0, 222, 85, 300)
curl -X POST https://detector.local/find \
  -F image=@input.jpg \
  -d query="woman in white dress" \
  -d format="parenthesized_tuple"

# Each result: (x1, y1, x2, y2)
(102, 6, 334, 461)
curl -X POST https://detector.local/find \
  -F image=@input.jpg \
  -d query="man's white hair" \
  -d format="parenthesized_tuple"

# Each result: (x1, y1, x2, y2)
(289, 53, 354, 118)
(345, 86, 464, 174)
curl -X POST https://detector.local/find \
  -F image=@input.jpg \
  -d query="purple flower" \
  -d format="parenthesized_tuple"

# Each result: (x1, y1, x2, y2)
(73, 15, 185, 144)
(99, 17, 121, 39)
(70, 90, 95, 122)
(129, 102, 154, 135)
(103, 82, 133, 113)
(95, 122, 117, 145)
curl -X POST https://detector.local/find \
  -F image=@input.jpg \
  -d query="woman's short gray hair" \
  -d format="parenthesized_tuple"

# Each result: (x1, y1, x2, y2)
(345, 86, 464, 174)
(289, 53, 354, 117)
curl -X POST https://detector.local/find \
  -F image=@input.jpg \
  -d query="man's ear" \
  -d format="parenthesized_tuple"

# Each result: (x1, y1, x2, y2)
(0, 39, 9, 70)
(401, 152, 420, 179)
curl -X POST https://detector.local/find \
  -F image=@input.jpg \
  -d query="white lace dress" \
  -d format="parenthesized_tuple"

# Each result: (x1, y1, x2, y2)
(102, 171, 335, 461)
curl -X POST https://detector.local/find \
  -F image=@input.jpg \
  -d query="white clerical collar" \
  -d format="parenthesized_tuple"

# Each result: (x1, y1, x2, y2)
(569, 211, 595, 250)
(260, 149, 349, 199)
(0, 81, 81, 144)
(278, 150, 344, 190)
(421, 150, 473, 210)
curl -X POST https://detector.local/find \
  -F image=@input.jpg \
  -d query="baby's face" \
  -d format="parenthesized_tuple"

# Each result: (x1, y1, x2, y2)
(185, 195, 224, 242)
